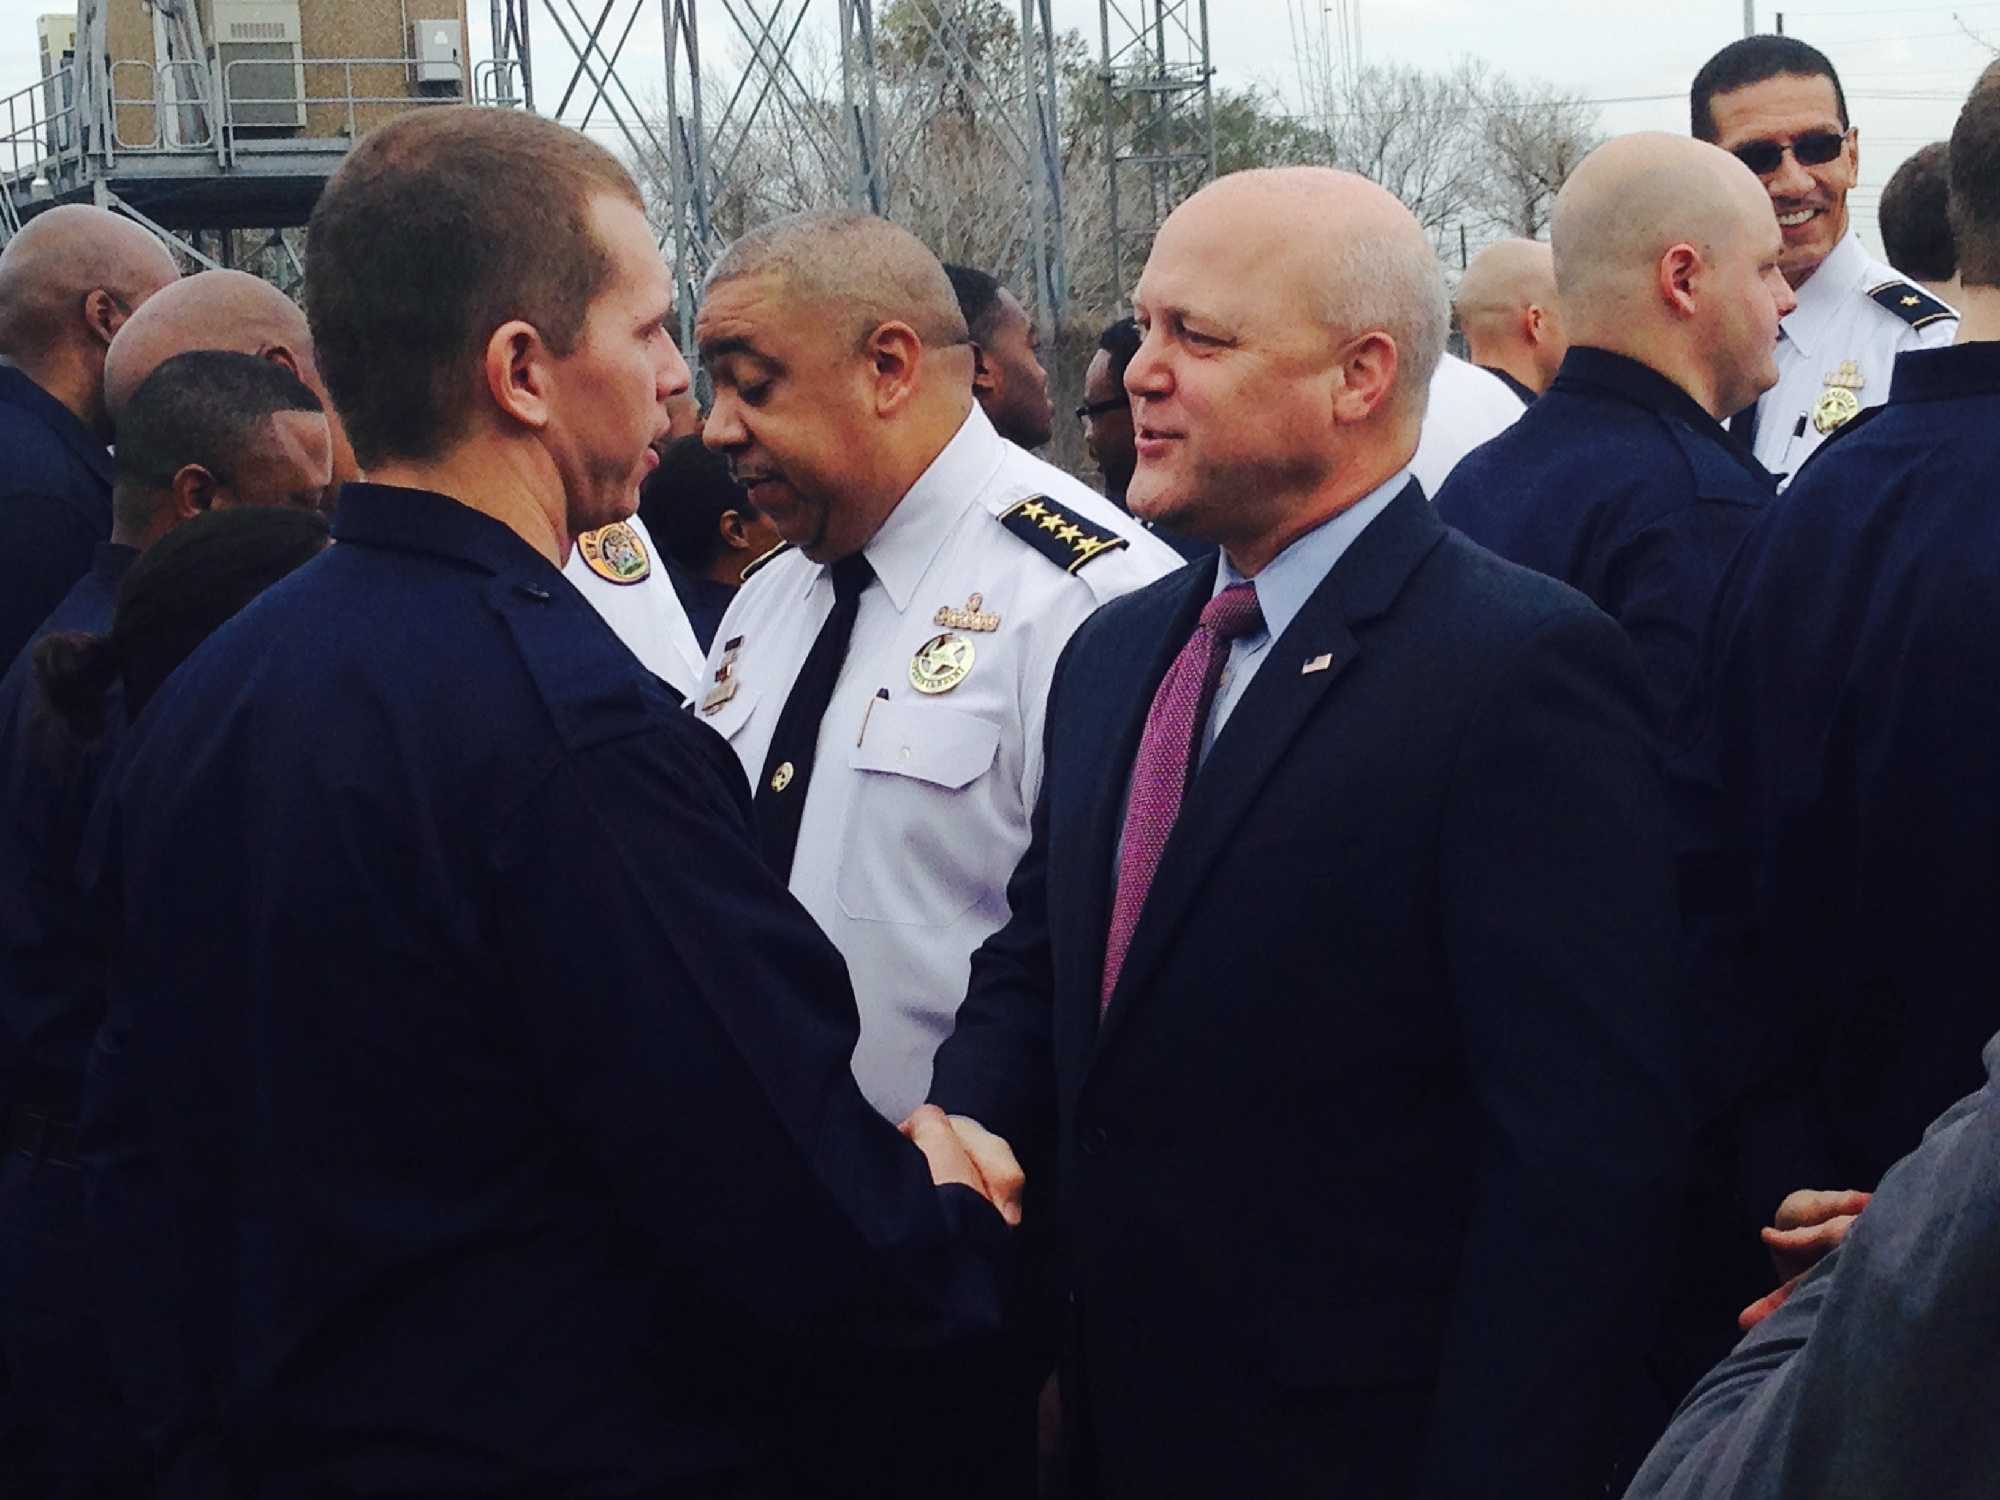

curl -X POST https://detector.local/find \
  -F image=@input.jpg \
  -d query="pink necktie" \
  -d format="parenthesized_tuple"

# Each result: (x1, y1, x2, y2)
(1100, 582, 1264, 1011)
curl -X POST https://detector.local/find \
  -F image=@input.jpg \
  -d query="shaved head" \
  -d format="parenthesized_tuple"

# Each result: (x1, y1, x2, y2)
(0, 205, 178, 356)
(106, 270, 311, 416)
(0, 205, 179, 434)
(1554, 133, 1771, 333)
(1455, 238, 1565, 393)
(1553, 132, 1793, 418)
(1457, 240, 1557, 326)
(704, 211, 968, 350)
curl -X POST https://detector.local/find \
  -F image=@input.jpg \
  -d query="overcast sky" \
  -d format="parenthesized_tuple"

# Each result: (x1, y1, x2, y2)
(2, 0, 1992, 256)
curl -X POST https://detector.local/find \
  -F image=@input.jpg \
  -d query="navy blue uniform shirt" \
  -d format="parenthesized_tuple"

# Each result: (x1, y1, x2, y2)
(1672, 340, 2000, 1212)
(80, 483, 1005, 1496)
(0, 541, 137, 1112)
(0, 365, 116, 667)
(1435, 347, 1775, 737)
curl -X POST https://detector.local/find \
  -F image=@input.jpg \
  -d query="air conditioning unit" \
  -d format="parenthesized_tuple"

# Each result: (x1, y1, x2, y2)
(210, 0, 306, 130)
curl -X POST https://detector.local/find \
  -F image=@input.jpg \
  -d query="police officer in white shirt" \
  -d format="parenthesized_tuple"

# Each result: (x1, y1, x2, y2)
(1693, 35, 1957, 481)
(561, 507, 707, 696)
(694, 211, 1180, 1124)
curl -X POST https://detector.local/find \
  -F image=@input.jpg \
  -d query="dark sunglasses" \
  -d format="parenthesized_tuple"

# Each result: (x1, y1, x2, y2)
(1731, 130, 1847, 176)
(1075, 397, 1129, 420)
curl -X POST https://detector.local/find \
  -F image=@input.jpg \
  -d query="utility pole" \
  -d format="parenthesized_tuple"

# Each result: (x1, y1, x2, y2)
(1743, 0, 1755, 36)
(1776, 12, 1785, 34)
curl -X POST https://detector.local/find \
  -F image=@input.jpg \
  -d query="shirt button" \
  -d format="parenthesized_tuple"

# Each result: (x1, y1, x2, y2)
(1079, 1124, 1110, 1157)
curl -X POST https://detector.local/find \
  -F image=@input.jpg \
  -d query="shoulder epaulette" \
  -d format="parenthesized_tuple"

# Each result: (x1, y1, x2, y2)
(1866, 280, 1956, 331)
(996, 494, 1130, 575)
(738, 540, 794, 581)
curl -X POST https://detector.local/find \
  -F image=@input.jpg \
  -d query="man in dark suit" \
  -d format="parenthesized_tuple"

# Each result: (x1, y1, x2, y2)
(927, 166, 1688, 1499)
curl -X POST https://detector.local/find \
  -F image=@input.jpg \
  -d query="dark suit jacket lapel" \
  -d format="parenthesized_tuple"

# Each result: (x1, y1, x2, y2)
(1094, 483, 1446, 1055)
(1064, 558, 1217, 1019)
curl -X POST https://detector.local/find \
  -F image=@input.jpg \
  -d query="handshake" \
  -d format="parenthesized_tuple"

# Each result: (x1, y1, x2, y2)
(900, 1105, 1026, 1226)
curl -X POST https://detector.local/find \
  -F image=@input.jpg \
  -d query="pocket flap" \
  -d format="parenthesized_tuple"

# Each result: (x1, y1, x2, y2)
(848, 699, 1001, 790)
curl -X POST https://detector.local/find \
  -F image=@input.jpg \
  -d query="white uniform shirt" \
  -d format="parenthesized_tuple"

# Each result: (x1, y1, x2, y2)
(562, 510, 707, 696)
(699, 407, 1182, 1120)
(1411, 353, 1527, 497)
(1745, 232, 1958, 482)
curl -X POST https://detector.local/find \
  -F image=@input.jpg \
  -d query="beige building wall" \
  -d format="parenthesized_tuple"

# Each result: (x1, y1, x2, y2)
(97, 0, 472, 149)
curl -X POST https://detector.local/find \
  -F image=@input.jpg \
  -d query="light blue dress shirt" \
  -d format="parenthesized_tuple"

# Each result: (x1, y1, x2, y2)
(1198, 466, 1411, 765)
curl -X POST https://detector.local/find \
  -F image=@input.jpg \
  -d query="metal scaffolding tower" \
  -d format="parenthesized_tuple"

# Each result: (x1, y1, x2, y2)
(493, 1, 1072, 346)
(1097, 0, 1215, 305)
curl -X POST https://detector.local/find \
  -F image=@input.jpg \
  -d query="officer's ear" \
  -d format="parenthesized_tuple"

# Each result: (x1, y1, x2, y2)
(1657, 242, 1702, 318)
(169, 462, 221, 520)
(484, 319, 554, 432)
(262, 343, 305, 382)
(864, 319, 926, 417)
(968, 341, 997, 398)
(81, 288, 129, 350)
(718, 507, 752, 551)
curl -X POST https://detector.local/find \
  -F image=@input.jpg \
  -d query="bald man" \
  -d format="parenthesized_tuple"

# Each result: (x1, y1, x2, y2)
(0, 205, 179, 663)
(930, 166, 1685, 1498)
(1436, 133, 1792, 737)
(102, 266, 356, 493)
(1455, 237, 1568, 400)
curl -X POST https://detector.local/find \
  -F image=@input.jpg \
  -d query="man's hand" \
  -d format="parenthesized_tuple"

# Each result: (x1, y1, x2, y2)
(899, 1105, 1025, 1227)
(1737, 1188, 1871, 1330)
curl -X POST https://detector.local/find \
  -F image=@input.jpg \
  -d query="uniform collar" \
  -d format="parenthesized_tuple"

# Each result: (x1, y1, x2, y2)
(0, 363, 115, 488)
(1781, 230, 1868, 361)
(1887, 340, 2000, 404)
(1554, 347, 1726, 435)
(799, 405, 1000, 613)
(1553, 347, 1774, 489)
(331, 482, 563, 580)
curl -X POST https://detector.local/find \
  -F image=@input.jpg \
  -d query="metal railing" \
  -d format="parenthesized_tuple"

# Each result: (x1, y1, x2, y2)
(2, 56, 473, 184)
(0, 63, 84, 201)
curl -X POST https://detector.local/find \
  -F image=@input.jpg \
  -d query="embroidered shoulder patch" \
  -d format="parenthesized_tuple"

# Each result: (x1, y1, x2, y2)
(576, 521, 651, 585)
(996, 495, 1130, 575)
(739, 540, 795, 581)
(1866, 280, 1956, 331)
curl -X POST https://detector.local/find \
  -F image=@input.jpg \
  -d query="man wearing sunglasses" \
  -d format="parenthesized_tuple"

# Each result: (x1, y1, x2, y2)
(1692, 35, 1957, 480)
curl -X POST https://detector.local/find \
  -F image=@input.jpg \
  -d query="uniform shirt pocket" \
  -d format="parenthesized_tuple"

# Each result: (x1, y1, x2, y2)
(838, 700, 1004, 925)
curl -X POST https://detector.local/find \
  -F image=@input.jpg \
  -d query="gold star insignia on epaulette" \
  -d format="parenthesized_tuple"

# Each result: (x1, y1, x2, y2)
(1867, 279, 1956, 330)
(997, 495, 1133, 575)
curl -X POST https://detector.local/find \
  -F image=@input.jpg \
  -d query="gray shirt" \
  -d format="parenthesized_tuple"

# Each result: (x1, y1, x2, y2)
(1625, 1030, 2000, 1500)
